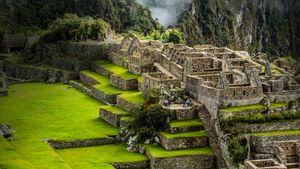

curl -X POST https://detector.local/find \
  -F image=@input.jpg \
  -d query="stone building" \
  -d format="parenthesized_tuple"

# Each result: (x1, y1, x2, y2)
(244, 159, 287, 169)
(1, 33, 26, 52)
(274, 141, 300, 168)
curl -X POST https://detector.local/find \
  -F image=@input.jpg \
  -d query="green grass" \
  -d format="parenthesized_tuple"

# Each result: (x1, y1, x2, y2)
(120, 92, 145, 104)
(221, 104, 266, 113)
(95, 84, 123, 94)
(0, 83, 123, 168)
(169, 119, 203, 128)
(269, 102, 287, 109)
(252, 130, 300, 137)
(56, 144, 148, 168)
(160, 130, 208, 139)
(94, 60, 141, 80)
(81, 70, 110, 85)
(120, 116, 134, 122)
(101, 106, 129, 115)
(145, 145, 214, 158)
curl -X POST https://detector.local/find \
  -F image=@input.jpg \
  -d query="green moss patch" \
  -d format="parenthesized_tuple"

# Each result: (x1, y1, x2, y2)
(269, 102, 287, 109)
(145, 145, 214, 158)
(95, 84, 123, 95)
(252, 130, 300, 137)
(160, 130, 208, 139)
(169, 119, 203, 128)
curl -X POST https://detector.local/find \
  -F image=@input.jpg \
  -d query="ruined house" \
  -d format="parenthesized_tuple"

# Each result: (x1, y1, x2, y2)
(1, 33, 26, 52)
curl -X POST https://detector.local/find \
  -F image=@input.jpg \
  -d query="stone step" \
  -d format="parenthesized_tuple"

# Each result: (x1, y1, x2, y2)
(159, 130, 209, 150)
(69, 80, 92, 96)
(144, 145, 216, 169)
(116, 92, 145, 112)
(100, 106, 129, 127)
(91, 85, 122, 104)
(168, 119, 204, 134)
(120, 116, 134, 128)
(79, 70, 108, 87)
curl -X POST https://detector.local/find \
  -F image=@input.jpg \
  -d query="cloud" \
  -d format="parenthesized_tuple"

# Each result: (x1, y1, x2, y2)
(137, 0, 192, 28)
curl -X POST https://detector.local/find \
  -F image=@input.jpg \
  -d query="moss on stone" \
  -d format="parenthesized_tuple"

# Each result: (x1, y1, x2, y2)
(221, 104, 265, 113)
(252, 130, 300, 136)
(101, 106, 129, 115)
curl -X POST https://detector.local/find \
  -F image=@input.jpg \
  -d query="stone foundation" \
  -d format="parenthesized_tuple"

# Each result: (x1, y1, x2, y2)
(100, 108, 127, 127)
(91, 87, 120, 104)
(91, 62, 112, 78)
(169, 125, 204, 134)
(146, 152, 216, 169)
(169, 107, 198, 121)
(111, 160, 149, 169)
(110, 74, 138, 90)
(117, 96, 142, 112)
(47, 137, 115, 149)
(159, 134, 209, 150)
(79, 72, 100, 87)
(69, 80, 92, 96)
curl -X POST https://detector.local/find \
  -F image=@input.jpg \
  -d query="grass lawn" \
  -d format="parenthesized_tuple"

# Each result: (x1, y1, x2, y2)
(56, 144, 148, 168)
(169, 119, 203, 128)
(0, 83, 130, 168)
(160, 130, 208, 139)
(252, 130, 300, 137)
(145, 145, 214, 158)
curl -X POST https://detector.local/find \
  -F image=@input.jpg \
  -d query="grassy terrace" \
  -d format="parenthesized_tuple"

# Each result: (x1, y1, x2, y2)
(94, 60, 142, 80)
(160, 130, 208, 139)
(251, 130, 300, 137)
(169, 119, 203, 128)
(56, 144, 148, 169)
(221, 103, 287, 113)
(81, 70, 145, 103)
(0, 83, 147, 169)
(145, 145, 214, 158)
(101, 106, 129, 115)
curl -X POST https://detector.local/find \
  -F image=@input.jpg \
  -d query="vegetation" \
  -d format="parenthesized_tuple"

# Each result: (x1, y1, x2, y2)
(221, 104, 265, 113)
(228, 136, 248, 164)
(0, 83, 124, 168)
(252, 130, 300, 137)
(145, 145, 214, 158)
(42, 14, 110, 43)
(56, 144, 148, 168)
(169, 119, 203, 128)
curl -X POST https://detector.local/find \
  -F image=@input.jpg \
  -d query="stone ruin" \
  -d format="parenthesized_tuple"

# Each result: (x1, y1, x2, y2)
(244, 159, 287, 169)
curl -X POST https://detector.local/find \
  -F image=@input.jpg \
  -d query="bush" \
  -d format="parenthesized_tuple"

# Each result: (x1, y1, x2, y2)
(42, 14, 110, 43)
(228, 136, 248, 163)
(162, 29, 184, 44)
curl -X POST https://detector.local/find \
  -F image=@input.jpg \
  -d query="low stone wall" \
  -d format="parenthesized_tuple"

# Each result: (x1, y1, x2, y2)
(159, 134, 208, 150)
(219, 107, 268, 120)
(91, 87, 120, 104)
(231, 120, 300, 133)
(91, 62, 112, 78)
(169, 106, 198, 121)
(4, 61, 77, 83)
(110, 75, 138, 90)
(69, 80, 92, 96)
(79, 72, 100, 87)
(169, 124, 204, 134)
(47, 137, 115, 149)
(100, 108, 124, 127)
(146, 152, 216, 169)
(111, 161, 149, 169)
(117, 96, 142, 112)
(250, 134, 300, 154)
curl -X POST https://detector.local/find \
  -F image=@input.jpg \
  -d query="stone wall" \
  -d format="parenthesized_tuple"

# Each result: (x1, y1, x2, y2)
(111, 161, 149, 169)
(146, 152, 216, 169)
(4, 60, 77, 83)
(69, 80, 92, 96)
(79, 72, 100, 87)
(159, 134, 208, 150)
(47, 137, 115, 149)
(110, 75, 138, 90)
(250, 134, 300, 154)
(91, 87, 120, 104)
(117, 96, 141, 112)
(100, 108, 123, 127)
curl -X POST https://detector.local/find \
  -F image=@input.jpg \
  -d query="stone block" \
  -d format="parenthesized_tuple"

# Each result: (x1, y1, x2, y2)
(110, 74, 138, 91)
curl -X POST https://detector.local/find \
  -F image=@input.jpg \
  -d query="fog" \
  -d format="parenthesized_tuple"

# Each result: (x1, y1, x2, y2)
(137, 0, 192, 28)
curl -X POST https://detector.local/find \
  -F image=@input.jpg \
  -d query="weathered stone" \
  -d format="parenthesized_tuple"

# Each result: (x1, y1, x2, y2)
(110, 74, 138, 91)
(0, 124, 12, 138)
(47, 137, 115, 149)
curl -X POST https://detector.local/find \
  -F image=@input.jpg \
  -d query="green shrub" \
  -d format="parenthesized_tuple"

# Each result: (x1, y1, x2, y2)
(228, 136, 248, 163)
(42, 14, 110, 43)
(162, 29, 184, 44)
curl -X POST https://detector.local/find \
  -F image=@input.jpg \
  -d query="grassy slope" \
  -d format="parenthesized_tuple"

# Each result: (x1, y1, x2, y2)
(0, 83, 145, 169)
(169, 119, 203, 128)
